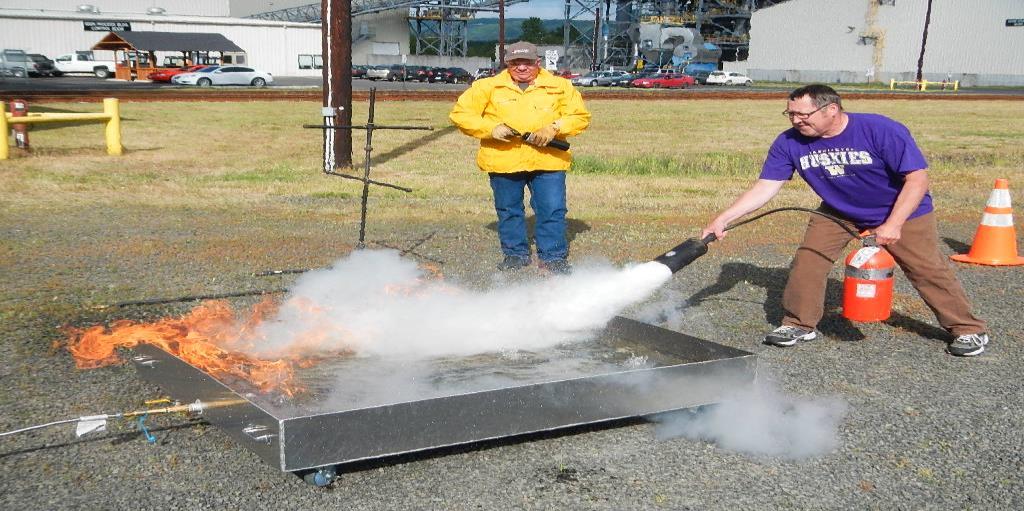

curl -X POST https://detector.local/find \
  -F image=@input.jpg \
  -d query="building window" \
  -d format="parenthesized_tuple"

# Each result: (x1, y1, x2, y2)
(299, 54, 323, 69)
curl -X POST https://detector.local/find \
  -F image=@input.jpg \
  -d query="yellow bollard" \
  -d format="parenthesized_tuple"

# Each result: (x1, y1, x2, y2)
(103, 98, 122, 156)
(0, 102, 7, 160)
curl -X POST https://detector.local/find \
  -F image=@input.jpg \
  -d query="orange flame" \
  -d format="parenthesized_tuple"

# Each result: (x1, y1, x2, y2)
(64, 298, 335, 397)
(65, 261, 446, 397)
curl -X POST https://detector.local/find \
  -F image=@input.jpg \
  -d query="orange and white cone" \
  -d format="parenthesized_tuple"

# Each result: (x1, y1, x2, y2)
(951, 178, 1024, 266)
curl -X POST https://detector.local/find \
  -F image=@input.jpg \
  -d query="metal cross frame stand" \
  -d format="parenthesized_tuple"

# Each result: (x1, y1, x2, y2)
(303, 88, 432, 248)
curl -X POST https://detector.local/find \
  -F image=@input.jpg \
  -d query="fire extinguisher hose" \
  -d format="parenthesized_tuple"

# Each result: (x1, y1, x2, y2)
(724, 207, 863, 238)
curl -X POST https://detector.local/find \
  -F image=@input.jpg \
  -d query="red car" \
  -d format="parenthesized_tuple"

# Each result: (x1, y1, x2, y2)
(148, 65, 206, 83)
(631, 73, 695, 89)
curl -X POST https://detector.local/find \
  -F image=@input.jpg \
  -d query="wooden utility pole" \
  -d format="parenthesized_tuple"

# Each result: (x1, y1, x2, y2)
(321, 0, 353, 170)
(915, 0, 933, 83)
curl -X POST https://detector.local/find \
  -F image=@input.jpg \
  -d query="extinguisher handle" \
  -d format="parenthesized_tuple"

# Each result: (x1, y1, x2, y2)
(859, 230, 878, 246)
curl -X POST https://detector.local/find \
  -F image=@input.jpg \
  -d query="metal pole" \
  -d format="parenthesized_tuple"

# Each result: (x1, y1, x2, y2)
(357, 89, 377, 248)
(591, 6, 600, 70)
(563, 0, 570, 67)
(322, 0, 353, 171)
(498, 0, 506, 67)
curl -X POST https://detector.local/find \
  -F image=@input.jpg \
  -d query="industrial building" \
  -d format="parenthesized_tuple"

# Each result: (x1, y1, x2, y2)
(742, 0, 1024, 86)
(0, 1, 483, 77)
(3, 0, 1020, 84)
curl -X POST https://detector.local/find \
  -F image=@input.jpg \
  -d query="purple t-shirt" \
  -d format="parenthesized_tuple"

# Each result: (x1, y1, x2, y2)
(760, 112, 932, 227)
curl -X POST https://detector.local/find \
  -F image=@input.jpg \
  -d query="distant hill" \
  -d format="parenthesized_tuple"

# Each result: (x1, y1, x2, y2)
(467, 18, 592, 42)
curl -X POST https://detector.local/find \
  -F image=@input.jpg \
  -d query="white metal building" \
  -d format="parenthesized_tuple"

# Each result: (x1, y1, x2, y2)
(741, 0, 1024, 86)
(0, 1, 417, 76)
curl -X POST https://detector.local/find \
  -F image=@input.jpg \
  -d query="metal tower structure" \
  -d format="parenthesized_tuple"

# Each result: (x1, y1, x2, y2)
(561, 0, 789, 70)
(249, 0, 527, 57)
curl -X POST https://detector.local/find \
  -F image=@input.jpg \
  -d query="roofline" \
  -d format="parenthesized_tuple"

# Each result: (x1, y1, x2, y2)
(0, 8, 321, 29)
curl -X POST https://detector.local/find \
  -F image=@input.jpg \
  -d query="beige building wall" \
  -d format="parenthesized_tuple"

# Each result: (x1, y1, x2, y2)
(743, 0, 1024, 86)
(0, 1, 230, 16)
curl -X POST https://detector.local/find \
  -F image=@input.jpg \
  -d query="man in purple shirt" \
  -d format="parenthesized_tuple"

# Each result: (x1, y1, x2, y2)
(702, 84, 989, 356)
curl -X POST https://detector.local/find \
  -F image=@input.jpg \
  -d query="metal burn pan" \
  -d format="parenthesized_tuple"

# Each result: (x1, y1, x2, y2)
(130, 316, 755, 476)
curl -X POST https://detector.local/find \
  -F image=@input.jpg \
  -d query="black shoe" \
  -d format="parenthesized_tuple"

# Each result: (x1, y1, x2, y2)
(763, 325, 817, 347)
(947, 332, 989, 357)
(497, 255, 531, 271)
(539, 259, 572, 275)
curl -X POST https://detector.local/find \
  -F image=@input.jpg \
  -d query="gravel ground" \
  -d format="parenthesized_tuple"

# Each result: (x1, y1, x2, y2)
(1, 203, 1022, 510)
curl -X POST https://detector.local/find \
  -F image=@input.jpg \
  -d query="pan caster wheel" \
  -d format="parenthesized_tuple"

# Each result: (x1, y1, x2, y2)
(300, 466, 337, 487)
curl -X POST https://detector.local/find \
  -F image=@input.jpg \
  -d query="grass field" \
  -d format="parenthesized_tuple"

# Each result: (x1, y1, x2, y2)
(2, 98, 1022, 288)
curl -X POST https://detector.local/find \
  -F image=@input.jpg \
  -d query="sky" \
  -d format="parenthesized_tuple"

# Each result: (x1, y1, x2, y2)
(230, 0, 572, 20)
(477, 0, 569, 20)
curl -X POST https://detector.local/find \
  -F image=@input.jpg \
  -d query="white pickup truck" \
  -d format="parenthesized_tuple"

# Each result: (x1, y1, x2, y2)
(54, 52, 116, 78)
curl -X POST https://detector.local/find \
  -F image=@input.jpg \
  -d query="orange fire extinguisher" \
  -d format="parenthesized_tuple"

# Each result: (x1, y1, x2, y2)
(842, 234, 896, 322)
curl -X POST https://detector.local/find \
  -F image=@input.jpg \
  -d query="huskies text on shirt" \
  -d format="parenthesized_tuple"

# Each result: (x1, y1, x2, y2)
(760, 113, 932, 227)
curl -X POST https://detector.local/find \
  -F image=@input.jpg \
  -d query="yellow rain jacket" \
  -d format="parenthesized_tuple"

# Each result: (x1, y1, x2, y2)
(449, 68, 590, 173)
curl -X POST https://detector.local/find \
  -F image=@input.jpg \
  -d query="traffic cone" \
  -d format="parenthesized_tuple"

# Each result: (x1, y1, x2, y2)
(951, 178, 1024, 266)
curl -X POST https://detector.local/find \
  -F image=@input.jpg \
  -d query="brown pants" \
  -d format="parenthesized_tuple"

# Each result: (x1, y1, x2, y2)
(782, 208, 987, 336)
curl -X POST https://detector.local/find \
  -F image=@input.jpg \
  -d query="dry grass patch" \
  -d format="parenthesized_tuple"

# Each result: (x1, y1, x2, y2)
(1, 98, 1021, 226)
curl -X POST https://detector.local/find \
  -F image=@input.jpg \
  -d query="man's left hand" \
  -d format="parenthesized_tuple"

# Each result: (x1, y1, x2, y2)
(873, 222, 902, 245)
(526, 123, 559, 147)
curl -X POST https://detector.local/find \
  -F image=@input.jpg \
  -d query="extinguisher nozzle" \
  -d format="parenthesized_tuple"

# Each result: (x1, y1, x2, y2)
(653, 236, 715, 273)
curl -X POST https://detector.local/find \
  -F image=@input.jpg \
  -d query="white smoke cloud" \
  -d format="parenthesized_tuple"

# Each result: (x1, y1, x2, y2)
(246, 249, 673, 360)
(653, 378, 848, 460)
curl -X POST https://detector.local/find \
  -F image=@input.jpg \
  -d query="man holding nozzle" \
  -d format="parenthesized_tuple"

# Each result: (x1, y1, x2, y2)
(450, 41, 591, 275)
(701, 84, 988, 356)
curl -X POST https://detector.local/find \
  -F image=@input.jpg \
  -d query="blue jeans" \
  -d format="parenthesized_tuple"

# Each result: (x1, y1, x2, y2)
(488, 171, 568, 262)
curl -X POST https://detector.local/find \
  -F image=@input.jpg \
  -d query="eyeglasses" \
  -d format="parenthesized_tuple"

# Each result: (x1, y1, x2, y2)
(782, 103, 833, 120)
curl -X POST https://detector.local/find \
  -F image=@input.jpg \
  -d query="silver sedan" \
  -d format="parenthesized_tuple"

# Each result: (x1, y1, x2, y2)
(173, 66, 274, 87)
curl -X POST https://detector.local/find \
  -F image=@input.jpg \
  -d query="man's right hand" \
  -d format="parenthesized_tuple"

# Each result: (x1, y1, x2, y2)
(701, 218, 729, 241)
(491, 124, 515, 142)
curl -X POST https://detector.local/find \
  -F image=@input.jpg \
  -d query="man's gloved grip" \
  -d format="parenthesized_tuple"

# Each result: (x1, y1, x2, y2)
(491, 123, 515, 142)
(526, 123, 559, 147)
(521, 134, 570, 151)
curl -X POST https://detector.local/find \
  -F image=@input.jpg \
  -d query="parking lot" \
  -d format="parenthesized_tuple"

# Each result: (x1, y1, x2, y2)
(0, 74, 478, 92)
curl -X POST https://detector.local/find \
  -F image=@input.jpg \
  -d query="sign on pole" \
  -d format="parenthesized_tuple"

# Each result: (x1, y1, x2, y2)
(544, 50, 559, 70)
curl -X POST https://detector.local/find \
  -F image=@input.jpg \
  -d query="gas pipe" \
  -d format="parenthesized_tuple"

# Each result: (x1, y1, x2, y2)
(842, 235, 896, 322)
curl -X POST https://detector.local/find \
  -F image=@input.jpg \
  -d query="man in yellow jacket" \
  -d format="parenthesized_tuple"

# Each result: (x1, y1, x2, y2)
(450, 41, 591, 274)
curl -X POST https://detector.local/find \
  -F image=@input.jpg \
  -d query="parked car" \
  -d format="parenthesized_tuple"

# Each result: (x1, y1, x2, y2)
(351, 65, 367, 78)
(632, 73, 693, 88)
(173, 66, 273, 87)
(53, 51, 116, 78)
(594, 70, 628, 86)
(0, 49, 30, 78)
(422, 66, 446, 83)
(554, 69, 581, 80)
(27, 54, 59, 77)
(365, 65, 390, 80)
(572, 71, 613, 87)
(614, 71, 650, 87)
(706, 71, 752, 86)
(474, 67, 498, 80)
(648, 73, 696, 89)
(148, 65, 206, 83)
(385, 64, 428, 81)
(690, 70, 712, 85)
(431, 67, 473, 84)
(410, 66, 433, 82)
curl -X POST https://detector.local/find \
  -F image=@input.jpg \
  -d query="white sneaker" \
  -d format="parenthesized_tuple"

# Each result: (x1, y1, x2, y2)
(764, 325, 817, 347)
